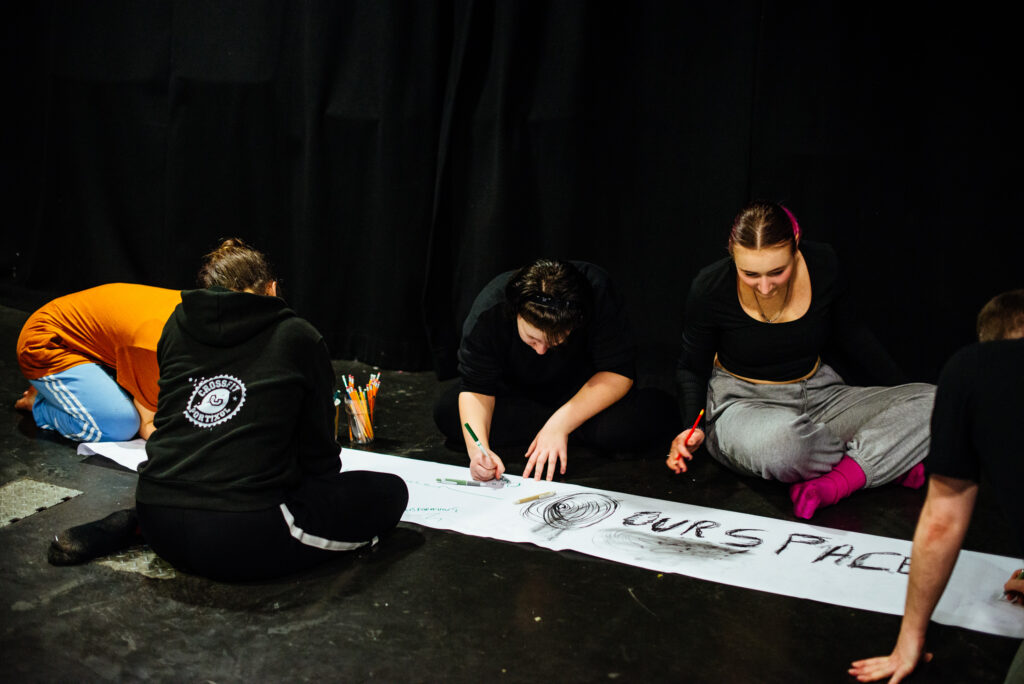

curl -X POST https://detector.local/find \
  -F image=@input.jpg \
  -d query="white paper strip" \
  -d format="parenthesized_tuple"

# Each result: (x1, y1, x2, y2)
(71, 440, 1024, 638)
(77, 439, 148, 471)
(341, 448, 1024, 639)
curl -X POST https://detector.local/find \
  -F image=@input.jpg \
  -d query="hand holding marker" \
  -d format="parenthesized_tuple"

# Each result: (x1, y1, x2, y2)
(667, 408, 704, 474)
(465, 422, 504, 481)
(462, 422, 552, 500)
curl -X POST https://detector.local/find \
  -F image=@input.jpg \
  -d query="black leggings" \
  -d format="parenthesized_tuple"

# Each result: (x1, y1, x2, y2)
(137, 470, 408, 582)
(433, 382, 681, 451)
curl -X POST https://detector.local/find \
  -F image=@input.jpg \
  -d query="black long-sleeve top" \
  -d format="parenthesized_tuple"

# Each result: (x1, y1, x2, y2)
(458, 262, 636, 402)
(676, 241, 905, 420)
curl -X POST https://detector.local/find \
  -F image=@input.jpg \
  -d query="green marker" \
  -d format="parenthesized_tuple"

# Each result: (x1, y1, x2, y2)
(464, 422, 500, 479)
(464, 422, 486, 453)
(436, 477, 481, 487)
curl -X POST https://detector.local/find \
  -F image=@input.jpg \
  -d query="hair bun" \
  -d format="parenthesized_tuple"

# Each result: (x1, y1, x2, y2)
(198, 238, 276, 293)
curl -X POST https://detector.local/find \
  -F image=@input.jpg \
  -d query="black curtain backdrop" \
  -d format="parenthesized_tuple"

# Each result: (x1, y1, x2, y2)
(2, 2, 1018, 383)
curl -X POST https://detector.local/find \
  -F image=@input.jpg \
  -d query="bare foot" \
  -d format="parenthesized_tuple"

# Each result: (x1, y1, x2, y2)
(14, 386, 37, 411)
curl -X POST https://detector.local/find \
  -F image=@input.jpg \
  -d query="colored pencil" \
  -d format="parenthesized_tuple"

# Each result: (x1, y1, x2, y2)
(341, 372, 381, 442)
(684, 408, 705, 446)
(515, 491, 555, 504)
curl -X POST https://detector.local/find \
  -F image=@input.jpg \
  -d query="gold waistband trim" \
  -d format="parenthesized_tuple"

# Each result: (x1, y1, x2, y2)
(714, 354, 821, 385)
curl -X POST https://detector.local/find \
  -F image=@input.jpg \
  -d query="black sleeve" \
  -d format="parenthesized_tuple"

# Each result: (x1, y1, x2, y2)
(297, 331, 343, 475)
(587, 274, 636, 380)
(457, 307, 504, 396)
(824, 249, 907, 386)
(676, 276, 718, 422)
(925, 347, 979, 482)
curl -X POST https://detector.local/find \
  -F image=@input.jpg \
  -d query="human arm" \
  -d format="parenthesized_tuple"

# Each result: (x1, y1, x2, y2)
(455, 279, 513, 483)
(133, 397, 156, 440)
(296, 332, 345, 474)
(522, 370, 633, 481)
(458, 391, 505, 481)
(849, 474, 979, 683)
(518, 264, 634, 480)
(120, 317, 175, 439)
(670, 269, 719, 469)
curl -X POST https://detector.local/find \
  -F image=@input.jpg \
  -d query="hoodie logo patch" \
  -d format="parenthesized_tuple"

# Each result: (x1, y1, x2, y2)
(184, 375, 246, 428)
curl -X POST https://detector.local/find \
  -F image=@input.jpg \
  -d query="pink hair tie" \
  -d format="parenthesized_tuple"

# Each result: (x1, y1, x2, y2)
(780, 205, 801, 240)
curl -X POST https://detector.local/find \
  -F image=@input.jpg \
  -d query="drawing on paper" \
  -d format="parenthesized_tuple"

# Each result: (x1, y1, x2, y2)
(405, 505, 460, 523)
(73, 443, 1018, 639)
(522, 492, 619, 530)
(596, 529, 749, 561)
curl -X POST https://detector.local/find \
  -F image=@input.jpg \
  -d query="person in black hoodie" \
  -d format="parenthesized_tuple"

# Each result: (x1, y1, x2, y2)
(49, 239, 408, 581)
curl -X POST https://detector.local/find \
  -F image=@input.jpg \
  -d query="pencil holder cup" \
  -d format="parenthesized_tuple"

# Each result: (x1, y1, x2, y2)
(344, 397, 375, 445)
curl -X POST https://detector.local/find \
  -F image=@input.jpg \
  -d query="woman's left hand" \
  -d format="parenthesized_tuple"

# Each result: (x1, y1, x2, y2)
(523, 424, 569, 481)
(1005, 569, 1024, 605)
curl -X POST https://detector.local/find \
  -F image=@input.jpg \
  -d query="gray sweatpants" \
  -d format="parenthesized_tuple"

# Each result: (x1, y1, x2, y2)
(704, 364, 934, 487)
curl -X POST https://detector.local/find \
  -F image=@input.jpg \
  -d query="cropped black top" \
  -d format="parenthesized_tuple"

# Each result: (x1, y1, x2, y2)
(676, 241, 905, 419)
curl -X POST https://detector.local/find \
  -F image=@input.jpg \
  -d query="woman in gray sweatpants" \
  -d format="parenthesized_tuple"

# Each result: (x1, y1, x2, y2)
(705, 365, 933, 486)
(669, 202, 933, 519)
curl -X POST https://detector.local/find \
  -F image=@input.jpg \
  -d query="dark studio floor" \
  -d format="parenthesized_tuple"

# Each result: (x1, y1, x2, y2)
(0, 302, 1020, 683)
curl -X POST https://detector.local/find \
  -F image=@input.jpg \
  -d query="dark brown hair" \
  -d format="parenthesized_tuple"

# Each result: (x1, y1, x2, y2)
(506, 259, 591, 342)
(197, 238, 276, 294)
(728, 201, 801, 254)
(977, 289, 1024, 341)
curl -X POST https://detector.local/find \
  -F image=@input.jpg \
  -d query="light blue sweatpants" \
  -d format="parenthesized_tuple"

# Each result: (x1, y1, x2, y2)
(30, 363, 140, 442)
(704, 364, 934, 487)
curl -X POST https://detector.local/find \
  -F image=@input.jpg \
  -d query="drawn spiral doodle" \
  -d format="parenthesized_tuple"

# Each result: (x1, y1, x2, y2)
(522, 493, 619, 530)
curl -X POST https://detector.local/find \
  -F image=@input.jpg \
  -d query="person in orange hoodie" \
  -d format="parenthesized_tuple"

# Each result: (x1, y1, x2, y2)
(15, 284, 182, 441)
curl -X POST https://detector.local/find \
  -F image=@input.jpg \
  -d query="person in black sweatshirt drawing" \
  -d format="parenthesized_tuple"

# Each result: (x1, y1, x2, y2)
(49, 239, 408, 581)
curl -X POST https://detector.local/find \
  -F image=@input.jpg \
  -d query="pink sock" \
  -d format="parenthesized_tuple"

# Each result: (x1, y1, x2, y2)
(895, 462, 925, 489)
(789, 455, 867, 520)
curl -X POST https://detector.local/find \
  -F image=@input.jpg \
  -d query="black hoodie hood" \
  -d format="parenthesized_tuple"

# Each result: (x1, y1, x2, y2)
(176, 287, 296, 347)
